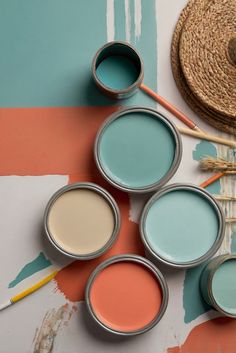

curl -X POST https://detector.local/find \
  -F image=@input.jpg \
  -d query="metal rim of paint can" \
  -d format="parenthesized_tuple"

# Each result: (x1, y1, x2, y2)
(140, 183, 226, 268)
(200, 253, 236, 318)
(94, 106, 182, 194)
(85, 254, 169, 336)
(44, 182, 121, 260)
(92, 41, 144, 99)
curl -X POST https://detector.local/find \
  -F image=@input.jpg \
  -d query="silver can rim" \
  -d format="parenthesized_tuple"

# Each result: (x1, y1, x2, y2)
(85, 254, 169, 336)
(140, 183, 226, 268)
(92, 41, 144, 97)
(44, 182, 121, 260)
(207, 253, 236, 318)
(94, 107, 182, 193)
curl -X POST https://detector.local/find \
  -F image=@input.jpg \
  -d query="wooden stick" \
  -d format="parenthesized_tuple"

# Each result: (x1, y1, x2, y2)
(200, 172, 225, 188)
(214, 195, 236, 201)
(226, 218, 236, 223)
(178, 127, 236, 148)
(140, 83, 203, 131)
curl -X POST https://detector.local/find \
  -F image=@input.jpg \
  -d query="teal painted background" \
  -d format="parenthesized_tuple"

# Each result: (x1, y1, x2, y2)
(0, 0, 157, 107)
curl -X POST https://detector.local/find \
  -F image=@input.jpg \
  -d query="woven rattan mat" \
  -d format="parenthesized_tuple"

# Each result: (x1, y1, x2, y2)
(171, 0, 236, 134)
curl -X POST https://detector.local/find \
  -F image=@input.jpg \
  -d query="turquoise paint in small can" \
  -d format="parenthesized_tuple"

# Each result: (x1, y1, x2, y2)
(140, 184, 225, 268)
(92, 41, 144, 99)
(94, 107, 182, 193)
(200, 254, 236, 318)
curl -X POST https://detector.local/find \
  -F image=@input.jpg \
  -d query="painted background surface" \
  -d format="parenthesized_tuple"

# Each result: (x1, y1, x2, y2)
(0, 0, 235, 352)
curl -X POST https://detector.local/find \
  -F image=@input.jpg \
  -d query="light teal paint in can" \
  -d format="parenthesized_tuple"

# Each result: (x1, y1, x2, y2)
(96, 56, 140, 91)
(140, 184, 225, 268)
(95, 107, 182, 193)
(200, 254, 236, 317)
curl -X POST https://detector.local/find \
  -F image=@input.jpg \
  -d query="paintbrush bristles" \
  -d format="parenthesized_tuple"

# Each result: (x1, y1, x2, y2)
(200, 156, 236, 172)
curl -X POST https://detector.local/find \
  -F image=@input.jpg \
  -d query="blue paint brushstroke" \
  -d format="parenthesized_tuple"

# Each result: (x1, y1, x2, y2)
(183, 141, 222, 323)
(192, 141, 221, 194)
(183, 264, 211, 323)
(8, 252, 52, 288)
(231, 231, 236, 253)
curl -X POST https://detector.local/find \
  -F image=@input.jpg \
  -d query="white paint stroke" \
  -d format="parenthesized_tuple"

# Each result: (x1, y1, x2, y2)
(106, 0, 115, 42)
(134, 0, 142, 42)
(155, 0, 158, 102)
(125, 0, 131, 43)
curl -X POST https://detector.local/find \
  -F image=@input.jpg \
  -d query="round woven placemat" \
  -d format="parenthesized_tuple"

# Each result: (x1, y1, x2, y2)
(171, 0, 236, 134)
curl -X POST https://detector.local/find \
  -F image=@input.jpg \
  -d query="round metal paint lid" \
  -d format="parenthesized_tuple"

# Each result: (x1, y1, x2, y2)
(44, 182, 120, 260)
(94, 107, 182, 193)
(85, 254, 168, 336)
(140, 183, 225, 268)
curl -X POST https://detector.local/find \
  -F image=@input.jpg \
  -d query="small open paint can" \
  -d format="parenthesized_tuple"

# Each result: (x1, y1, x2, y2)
(200, 254, 236, 318)
(44, 182, 120, 260)
(85, 254, 168, 335)
(140, 183, 225, 268)
(94, 107, 182, 193)
(92, 41, 144, 99)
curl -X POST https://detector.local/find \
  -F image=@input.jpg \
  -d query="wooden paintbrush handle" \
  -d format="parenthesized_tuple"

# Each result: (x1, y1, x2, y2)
(140, 84, 201, 131)
(178, 127, 236, 148)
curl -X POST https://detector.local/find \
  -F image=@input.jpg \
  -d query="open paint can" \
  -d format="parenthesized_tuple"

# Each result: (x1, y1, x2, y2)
(140, 183, 225, 268)
(94, 107, 182, 193)
(44, 182, 120, 260)
(200, 254, 236, 318)
(85, 254, 168, 335)
(92, 41, 144, 99)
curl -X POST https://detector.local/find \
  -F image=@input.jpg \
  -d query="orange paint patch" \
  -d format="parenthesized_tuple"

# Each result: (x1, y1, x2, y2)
(0, 106, 144, 302)
(0, 106, 116, 175)
(168, 317, 236, 353)
(89, 261, 163, 332)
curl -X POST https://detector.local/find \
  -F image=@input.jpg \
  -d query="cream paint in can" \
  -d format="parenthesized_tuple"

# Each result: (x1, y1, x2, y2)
(44, 183, 120, 260)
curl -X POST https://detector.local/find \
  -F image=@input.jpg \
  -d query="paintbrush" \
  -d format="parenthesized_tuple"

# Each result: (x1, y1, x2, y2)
(177, 127, 236, 149)
(214, 195, 236, 201)
(199, 156, 236, 172)
(0, 270, 58, 311)
(199, 171, 236, 189)
(140, 85, 236, 149)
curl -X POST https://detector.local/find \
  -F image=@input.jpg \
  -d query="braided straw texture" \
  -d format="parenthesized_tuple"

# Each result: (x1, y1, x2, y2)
(171, 0, 236, 134)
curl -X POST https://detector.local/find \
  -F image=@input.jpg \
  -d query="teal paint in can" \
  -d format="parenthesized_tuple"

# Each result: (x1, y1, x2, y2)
(140, 184, 225, 268)
(94, 107, 182, 193)
(200, 254, 236, 318)
(92, 41, 144, 99)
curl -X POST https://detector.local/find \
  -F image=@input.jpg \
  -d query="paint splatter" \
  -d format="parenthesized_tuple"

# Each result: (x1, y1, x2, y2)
(33, 304, 77, 353)
(192, 141, 221, 194)
(183, 264, 211, 323)
(168, 317, 236, 353)
(8, 252, 52, 288)
(231, 231, 236, 253)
